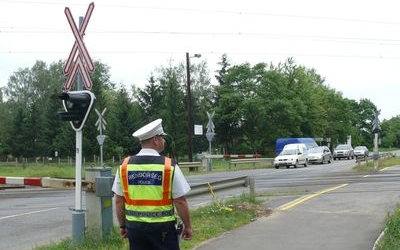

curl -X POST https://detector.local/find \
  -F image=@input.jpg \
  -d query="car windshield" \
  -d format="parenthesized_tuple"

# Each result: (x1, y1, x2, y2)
(280, 149, 297, 155)
(336, 145, 349, 150)
(308, 147, 323, 153)
(354, 146, 365, 150)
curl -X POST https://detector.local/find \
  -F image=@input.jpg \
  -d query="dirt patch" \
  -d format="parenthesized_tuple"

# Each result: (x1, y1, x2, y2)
(229, 202, 273, 218)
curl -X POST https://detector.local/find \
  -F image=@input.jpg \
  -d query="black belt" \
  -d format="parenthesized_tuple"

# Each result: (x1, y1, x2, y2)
(126, 220, 176, 231)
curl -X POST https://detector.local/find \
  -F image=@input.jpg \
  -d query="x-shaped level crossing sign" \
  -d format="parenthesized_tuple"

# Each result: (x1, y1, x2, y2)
(63, 2, 95, 91)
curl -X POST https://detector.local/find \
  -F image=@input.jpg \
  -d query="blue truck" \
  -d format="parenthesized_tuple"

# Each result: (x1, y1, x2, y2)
(275, 138, 318, 155)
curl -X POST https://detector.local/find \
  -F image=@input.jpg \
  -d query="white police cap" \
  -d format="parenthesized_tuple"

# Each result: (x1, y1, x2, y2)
(132, 118, 167, 141)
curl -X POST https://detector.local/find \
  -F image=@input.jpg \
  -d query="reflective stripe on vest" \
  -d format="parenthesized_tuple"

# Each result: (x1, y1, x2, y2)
(121, 156, 173, 206)
(125, 208, 175, 218)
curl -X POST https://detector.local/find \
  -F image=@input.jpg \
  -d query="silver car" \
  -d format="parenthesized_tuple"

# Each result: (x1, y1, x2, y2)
(354, 146, 369, 158)
(308, 146, 332, 164)
(333, 144, 354, 160)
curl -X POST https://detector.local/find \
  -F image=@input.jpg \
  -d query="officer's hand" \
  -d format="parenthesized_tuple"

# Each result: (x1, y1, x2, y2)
(181, 227, 192, 240)
(120, 228, 128, 238)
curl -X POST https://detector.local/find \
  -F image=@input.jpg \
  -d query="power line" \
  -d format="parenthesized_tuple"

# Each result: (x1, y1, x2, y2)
(2, 27, 400, 46)
(2, 50, 400, 61)
(2, 0, 400, 26)
(2, 1, 400, 60)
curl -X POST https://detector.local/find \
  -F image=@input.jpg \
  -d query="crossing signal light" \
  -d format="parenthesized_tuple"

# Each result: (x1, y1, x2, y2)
(52, 90, 96, 131)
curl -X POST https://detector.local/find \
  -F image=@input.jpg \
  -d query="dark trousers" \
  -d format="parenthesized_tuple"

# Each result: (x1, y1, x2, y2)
(127, 221, 180, 250)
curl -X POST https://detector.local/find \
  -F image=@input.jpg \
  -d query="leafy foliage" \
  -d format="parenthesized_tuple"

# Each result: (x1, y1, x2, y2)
(0, 56, 395, 163)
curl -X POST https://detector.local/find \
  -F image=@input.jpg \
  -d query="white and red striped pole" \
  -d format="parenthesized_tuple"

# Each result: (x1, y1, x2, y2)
(0, 176, 42, 186)
(223, 153, 262, 159)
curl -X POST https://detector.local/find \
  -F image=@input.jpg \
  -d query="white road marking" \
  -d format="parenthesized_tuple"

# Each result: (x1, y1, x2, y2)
(0, 207, 58, 220)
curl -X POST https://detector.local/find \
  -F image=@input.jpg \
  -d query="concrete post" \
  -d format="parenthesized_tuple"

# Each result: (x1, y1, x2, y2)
(201, 152, 208, 171)
(85, 167, 113, 237)
(373, 133, 379, 171)
(72, 211, 85, 243)
(248, 177, 255, 198)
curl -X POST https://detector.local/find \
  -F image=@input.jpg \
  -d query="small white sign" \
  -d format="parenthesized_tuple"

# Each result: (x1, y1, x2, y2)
(194, 125, 203, 135)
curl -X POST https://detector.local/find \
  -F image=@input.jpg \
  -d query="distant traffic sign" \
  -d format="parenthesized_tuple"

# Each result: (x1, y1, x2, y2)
(95, 108, 107, 133)
(96, 135, 106, 146)
(63, 2, 95, 91)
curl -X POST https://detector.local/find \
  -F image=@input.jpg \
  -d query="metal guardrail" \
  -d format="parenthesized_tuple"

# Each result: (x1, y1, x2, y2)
(186, 176, 253, 197)
(178, 161, 202, 171)
(355, 152, 394, 164)
(228, 158, 274, 168)
(38, 176, 255, 198)
(379, 152, 394, 159)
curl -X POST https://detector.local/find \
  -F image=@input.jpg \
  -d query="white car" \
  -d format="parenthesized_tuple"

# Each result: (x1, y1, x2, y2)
(274, 143, 308, 169)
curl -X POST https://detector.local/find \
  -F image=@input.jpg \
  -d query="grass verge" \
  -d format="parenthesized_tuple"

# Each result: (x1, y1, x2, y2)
(375, 206, 400, 250)
(33, 230, 125, 250)
(0, 163, 77, 178)
(0, 158, 273, 178)
(33, 194, 272, 250)
(352, 155, 400, 172)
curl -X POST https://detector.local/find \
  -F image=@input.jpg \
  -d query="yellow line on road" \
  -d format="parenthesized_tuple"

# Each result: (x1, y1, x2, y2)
(279, 184, 348, 211)
(365, 166, 391, 177)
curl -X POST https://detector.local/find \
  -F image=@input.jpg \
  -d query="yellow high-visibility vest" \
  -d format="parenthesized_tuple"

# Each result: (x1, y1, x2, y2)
(120, 156, 175, 223)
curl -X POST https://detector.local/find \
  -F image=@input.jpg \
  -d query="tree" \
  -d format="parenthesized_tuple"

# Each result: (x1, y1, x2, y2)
(380, 116, 400, 148)
(0, 55, 389, 162)
(188, 60, 213, 155)
(158, 65, 186, 159)
(135, 75, 163, 121)
(214, 62, 246, 153)
(106, 86, 142, 161)
(352, 98, 378, 147)
(4, 61, 63, 158)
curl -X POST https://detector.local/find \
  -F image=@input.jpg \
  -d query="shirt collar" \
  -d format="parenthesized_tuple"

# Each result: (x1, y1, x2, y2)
(137, 148, 160, 156)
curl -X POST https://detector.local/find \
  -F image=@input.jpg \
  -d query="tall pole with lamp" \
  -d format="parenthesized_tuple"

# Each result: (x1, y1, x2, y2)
(186, 52, 201, 162)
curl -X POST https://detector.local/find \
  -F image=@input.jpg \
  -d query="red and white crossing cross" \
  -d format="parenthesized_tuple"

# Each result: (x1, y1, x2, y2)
(63, 2, 95, 91)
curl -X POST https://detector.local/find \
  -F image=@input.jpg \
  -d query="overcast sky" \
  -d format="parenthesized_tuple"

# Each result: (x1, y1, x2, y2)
(1, 0, 400, 120)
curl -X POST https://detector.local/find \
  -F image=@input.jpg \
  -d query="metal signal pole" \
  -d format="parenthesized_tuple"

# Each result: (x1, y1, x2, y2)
(185, 52, 201, 162)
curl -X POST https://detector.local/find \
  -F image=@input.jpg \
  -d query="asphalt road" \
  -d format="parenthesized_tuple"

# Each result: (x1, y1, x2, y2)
(195, 166, 400, 250)
(0, 188, 74, 250)
(1, 158, 399, 250)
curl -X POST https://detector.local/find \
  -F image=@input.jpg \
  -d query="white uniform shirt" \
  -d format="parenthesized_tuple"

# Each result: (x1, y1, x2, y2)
(111, 148, 191, 199)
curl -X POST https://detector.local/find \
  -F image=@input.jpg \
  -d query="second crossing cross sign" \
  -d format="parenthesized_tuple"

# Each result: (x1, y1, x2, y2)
(63, 2, 95, 91)
(95, 108, 107, 134)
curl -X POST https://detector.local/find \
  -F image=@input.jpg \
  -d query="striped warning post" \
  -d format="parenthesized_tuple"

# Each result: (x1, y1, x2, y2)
(223, 153, 262, 159)
(0, 176, 42, 186)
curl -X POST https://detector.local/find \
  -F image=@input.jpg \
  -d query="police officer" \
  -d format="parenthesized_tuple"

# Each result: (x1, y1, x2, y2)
(112, 119, 192, 250)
